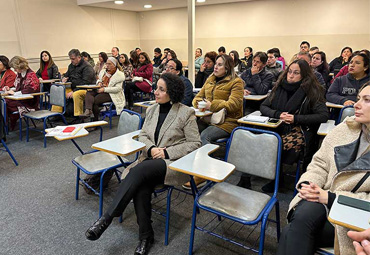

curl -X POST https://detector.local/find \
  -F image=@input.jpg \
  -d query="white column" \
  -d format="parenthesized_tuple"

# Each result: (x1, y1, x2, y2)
(187, 0, 195, 85)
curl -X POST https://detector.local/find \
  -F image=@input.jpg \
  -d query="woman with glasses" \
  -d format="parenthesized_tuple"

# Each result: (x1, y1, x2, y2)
(259, 59, 328, 192)
(85, 73, 201, 255)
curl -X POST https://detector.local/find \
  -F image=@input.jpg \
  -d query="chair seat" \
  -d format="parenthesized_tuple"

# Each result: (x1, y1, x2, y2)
(198, 182, 271, 221)
(73, 151, 129, 173)
(24, 110, 59, 119)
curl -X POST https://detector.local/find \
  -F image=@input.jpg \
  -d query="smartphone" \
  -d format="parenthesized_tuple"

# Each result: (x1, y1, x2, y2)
(337, 195, 370, 212)
(268, 118, 279, 124)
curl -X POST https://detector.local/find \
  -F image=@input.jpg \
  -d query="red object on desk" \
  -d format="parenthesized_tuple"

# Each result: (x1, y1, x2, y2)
(63, 127, 76, 133)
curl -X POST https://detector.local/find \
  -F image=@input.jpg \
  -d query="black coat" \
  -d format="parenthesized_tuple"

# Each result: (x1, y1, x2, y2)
(194, 68, 213, 88)
(260, 86, 329, 170)
(329, 57, 348, 76)
(64, 59, 96, 91)
(36, 64, 60, 80)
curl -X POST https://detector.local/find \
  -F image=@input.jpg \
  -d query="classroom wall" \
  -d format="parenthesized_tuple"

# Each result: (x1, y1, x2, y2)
(138, 0, 370, 63)
(1, 0, 140, 70)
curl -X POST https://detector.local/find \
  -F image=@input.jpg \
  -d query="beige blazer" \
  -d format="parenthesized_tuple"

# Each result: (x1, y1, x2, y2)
(124, 103, 202, 186)
(98, 69, 125, 114)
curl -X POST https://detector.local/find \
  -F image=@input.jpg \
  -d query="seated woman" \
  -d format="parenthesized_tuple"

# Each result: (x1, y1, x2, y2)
(277, 82, 370, 255)
(257, 59, 328, 192)
(119, 53, 133, 81)
(194, 48, 204, 73)
(0, 55, 16, 91)
(85, 73, 201, 255)
(36, 51, 59, 92)
(311, 51, 330, 89)
(4, 56, 40, 130)
(94, 52, 108, 78)
(82, 57, 125, 121)
(158, 50, 177, 73)
(81, 51, 95, 67)
(195, 51, 217, 88)
(188, 54, 244, 188)
(240, 46, 253, 69)
(272, 47, 286, 70)
(124, 52, 153, 109)
(329, 46, 353, 76)
(229, 50, 246, 75)
(327, 53, 369, 106)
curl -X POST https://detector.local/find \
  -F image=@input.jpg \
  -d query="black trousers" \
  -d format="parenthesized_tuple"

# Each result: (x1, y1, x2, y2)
(276, 200, 335, 255)
(85, 91, 112, 121)
(124, 81, 142, 108)
(105, 159, 167, 240)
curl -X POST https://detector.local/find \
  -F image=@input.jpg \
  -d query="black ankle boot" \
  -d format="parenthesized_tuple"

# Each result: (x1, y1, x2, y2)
(237, 175, 251, 189)
(85, 215, 112, 241)
(134, 236, 154, 255)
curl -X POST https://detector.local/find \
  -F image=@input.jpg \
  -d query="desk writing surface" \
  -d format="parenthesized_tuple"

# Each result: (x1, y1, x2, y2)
(91, 130, 144, 156)
(238, 111, 282, 128)
(134, 100, 156, 108)
(46, 121, 108, 141)
(190, 107, 212, 117)
(4, 94, 33, 100)
(244, 94, 268, 101)
(317, 120, 336, 136)
(76, 84, 100, 89)
(328, 196, 370, 231)
(326, 102, 344, 109)
(40, 79, 60, 83)
(169, 144, 235, 183)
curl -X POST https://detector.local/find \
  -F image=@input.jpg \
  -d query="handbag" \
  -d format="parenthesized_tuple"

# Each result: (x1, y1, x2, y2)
(210, 108, 227, 125)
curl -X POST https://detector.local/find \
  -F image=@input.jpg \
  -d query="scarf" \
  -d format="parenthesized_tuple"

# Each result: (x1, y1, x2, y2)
(271, 79, 306, 114)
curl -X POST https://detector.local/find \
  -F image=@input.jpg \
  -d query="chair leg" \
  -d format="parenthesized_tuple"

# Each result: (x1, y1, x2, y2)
(165, 187, 174, 246)
(99, 171, 106, 218)
(259, 213, 269, 255)
(25, 117, 30, 142)
(1, 139, 18, 166)
(293, 161, 301, 196)
(189, 200, 198, 255)
(275, 201, 281, 241)
(75, 167, 80, 200)
(43, 118, 48, 148)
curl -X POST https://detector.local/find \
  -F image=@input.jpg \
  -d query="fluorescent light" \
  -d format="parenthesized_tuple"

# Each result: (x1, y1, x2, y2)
(197, 0, 206, 2)
(144, 4, 152, 8)
(114, 1, 124, 4)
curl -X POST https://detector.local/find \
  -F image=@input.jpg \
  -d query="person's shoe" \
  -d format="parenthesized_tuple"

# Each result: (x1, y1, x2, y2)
(134, 236, 154, 255)
(80, 109, 93, 118)
(237, 176, 251, 189)
(261, 180, 275, 193)
(182, 176, 207, 190)
(85, 216, 112, 241)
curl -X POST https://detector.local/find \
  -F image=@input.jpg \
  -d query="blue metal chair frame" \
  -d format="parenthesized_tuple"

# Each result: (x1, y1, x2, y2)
(73, 109, 143, 218)
(100, 102, 116, 129)
(337, 105, 354, 125)
(316, 248, 334, 255)
(0, 139, 18, 166)
(2, 98, 24, 140)
(189, 127, 282, 255)
(24, 84, 67, 148)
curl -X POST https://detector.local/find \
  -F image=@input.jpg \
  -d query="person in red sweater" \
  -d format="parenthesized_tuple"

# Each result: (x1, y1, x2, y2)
(0, 55, 16, 91)
(36, 51, 59, 92)
(4, 56, 40, 130)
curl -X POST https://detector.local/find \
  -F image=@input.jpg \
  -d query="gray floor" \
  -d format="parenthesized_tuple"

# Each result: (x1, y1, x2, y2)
(0, 114, 297, 255)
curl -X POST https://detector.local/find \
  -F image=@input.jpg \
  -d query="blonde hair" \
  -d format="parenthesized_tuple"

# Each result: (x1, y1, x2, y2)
(10, 56, 29, 71)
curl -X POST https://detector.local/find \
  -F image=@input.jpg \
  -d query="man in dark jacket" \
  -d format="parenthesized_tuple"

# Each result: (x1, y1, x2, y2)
(153, 48, 162, 67)
(266, 49, 283, 82)
(62, 49, 96, 117)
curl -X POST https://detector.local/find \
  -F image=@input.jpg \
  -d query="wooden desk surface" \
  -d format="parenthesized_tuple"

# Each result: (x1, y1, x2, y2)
(328, 196, 370, 231)
(326, 102, 344, 109)
(134, 100, 156, 108)
(76, 85, 100, 89)
(244, 94, 268, 101)
(169, 144, 235, 183)
(40, 79, 60, 83)
(55, 82, 72, 86)
(238, 111, 282, 128)
(91, 130, 145, 156)
(317, 120, 336, 136)
(46, 121, 108, 141)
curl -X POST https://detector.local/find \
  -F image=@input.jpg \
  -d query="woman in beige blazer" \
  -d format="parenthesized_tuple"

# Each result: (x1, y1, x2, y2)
(277, 82, 370, 255)
(83, 57, 125, 120)
(85, 73, 201, 255)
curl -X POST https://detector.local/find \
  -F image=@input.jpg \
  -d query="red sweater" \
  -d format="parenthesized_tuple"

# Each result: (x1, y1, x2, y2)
(41, 63, 49, 80)
(0, 69, 16, 90)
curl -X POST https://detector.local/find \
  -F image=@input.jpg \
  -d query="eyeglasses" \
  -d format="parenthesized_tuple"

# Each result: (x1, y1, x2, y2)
(288, 70, 301, 76)
(165, 65, 175, 71)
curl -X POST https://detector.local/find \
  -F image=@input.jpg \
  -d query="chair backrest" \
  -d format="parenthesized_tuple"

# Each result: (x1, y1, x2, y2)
(339, 106, 355, 123)
(117, 109, 143, 162)
(50, 84, 66, 108)
(225, 127, 282, 181)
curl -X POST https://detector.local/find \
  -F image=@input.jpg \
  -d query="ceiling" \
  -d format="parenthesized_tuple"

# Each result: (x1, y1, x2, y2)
(77, 0, 256, 12)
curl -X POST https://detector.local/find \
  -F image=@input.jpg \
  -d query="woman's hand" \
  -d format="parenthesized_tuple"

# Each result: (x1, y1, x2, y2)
(204, 99, 211, 110)
(66, 91, 73, 99)
(97, 88, 104, 93)
(98, 82, 103, 87)
(200, 62, 206, 72)
(348, 228, 370, 255)
(344, 100, 355, 106)
(62, 77, 68, 83)
(7, 90, 14, 95)
(39, 77, 43, 81)
(2, 86, 10, 91)
(298, 182, 328, 204)
(151, 147, 166, 159)
(244, 89, 251, 96)
(280, 112, 294, 124)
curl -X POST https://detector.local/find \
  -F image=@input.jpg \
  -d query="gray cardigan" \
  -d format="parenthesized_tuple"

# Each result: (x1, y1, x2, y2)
(124, 103, 201, 185)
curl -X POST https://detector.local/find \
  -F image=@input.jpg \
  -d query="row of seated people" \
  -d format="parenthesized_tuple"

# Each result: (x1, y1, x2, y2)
(83, 68, 370, 255)
(1, 49, 369, 255)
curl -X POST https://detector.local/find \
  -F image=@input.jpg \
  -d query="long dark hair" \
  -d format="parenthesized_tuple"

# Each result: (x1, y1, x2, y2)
(271, 59, 325, 105)
(40, 50, 55, 73)
(120, 53, 130, 66)
(313, 51, 329, 74)
(338, 46, 353, 62)
(229, 50, 240, 67)
(138, 52, 151, 67)
(214, 54, 236, 80)
(130, 50, 139, 68)
(0, 55, 11, 70)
